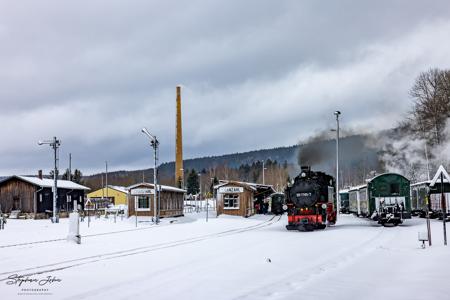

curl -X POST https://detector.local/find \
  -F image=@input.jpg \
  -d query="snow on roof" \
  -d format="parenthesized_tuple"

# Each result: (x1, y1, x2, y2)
(14, 175, 90, 190)
(215, 180, 275, 192)
(339, 189, 350, 193)
(127, 182, 186, 193)
(108, 185, 129, 194)
(411, 179, 450, 187)
(348, 184, 367, 191)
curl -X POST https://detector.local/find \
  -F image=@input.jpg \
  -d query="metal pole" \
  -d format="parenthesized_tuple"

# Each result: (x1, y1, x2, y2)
(153, 139, 159, 224)
(335, 111, 341, 216)
(105, 161, 108, 202)
(69, 153, 72, 181)
(157, 148, 161, 223)
(425, 190, 431, 246)
(442, 174, 447, 246)
(262, 160, 265, 185)
(53, 137, 59, 223)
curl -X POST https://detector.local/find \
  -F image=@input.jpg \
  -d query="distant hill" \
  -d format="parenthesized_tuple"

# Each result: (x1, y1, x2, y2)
(82, 134, 383, 190)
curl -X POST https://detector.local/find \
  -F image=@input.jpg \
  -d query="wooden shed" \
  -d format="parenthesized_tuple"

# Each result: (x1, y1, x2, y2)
(127, 182, 185, 218)
(215, 181, 275, 217)
(0, 175, 90, 218)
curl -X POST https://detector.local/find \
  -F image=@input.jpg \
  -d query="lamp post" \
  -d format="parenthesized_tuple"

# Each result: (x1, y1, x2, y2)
(198, 173, 201, 213)
(141, 127, 160, 224)
(262, 160, 265, 185)
(38, 137, 61, 223)
(105, 161, 108, 201)
(334, 111, 341, 216)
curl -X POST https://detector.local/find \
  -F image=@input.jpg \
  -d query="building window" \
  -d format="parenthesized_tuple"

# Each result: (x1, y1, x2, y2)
(136, 196, 151, 211)
(224, 194, 239, 209)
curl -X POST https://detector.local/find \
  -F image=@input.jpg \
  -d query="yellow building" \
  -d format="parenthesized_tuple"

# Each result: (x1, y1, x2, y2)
(87, 185, 129, 206)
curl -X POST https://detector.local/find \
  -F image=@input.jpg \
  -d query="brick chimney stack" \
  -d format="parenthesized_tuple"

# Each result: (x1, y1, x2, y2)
(175, 86, 184, 188)
(38, 170, 43, 179)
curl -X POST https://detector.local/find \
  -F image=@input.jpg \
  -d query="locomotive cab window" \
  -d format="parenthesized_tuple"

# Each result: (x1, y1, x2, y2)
(224, 194, 239, 209)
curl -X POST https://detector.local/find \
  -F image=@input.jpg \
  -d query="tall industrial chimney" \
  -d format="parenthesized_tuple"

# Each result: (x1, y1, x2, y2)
(175, 86, 184, 188)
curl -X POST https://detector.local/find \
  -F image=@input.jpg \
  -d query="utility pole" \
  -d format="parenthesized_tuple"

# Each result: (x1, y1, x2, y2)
(101, 174, 104, 200)
(426, 193, 432, 246)
(105, 161, 109, 201)
(38, 137, 61, 223)
(198, 173, 203, 214)
(69, 153, 72, 181)
(262, 160, 265, 185)
(334, 111, 341, 216)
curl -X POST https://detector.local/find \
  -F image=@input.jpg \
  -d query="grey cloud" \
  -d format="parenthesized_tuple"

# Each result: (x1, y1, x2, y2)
(1, 0, 450, 174)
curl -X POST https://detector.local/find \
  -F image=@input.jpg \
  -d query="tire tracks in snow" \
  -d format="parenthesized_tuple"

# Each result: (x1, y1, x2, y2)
(0, 215, 282, 280)
(234, 226, 397, 300)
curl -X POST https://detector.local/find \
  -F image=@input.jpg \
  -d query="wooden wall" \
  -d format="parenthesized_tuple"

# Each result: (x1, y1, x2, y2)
(217, 187, 254, 217)
(0, 179, 35, 213)
(128, 191, 184, 218)
(0, 178, 86, 215)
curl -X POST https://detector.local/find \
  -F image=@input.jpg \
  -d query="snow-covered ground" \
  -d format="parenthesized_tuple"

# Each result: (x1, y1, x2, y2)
(1, 213, 449, 300)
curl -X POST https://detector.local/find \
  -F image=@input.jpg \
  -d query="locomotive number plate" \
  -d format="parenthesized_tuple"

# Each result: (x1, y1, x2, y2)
(297, 192, 312, 197)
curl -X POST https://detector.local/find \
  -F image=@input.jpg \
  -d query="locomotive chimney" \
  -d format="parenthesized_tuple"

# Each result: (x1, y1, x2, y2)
(38, 170, 43, 179)
(301, 166, 311, 172)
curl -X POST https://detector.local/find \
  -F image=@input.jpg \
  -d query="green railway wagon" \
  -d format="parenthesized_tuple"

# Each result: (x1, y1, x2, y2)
(367, 173, 411, 225)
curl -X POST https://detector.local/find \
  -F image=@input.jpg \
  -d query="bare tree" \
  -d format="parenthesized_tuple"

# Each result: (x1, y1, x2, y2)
(410, 68, 450, 145)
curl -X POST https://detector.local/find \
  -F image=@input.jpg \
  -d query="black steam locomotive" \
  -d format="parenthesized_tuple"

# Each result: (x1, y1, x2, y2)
(285, 166, 337, 231)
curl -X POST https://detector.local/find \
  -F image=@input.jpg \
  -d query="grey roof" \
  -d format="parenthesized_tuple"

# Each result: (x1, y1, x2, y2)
(0, 175, 90, 190)
(127, 182, 186, 193)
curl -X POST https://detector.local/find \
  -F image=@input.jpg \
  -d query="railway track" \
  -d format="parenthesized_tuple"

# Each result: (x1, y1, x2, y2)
(0, 221, 161, 249)
(0, 215, 282, 279)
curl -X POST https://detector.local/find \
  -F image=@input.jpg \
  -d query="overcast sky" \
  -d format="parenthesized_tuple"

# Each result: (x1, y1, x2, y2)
(1, 0, 450, 175)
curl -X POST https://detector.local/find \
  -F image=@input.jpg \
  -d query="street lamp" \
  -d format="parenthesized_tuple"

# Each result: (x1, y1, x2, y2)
(198, 173, 202, 214)
(38, 137, 61, 223)
(334, 111, 341, 216)
(261, 160, 267, 185)
(141, 127, 160, 224)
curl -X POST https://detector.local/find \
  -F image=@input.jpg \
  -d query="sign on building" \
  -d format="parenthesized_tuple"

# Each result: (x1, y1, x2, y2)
(130, 188, 154, 195)
(218, 186, 244, 194)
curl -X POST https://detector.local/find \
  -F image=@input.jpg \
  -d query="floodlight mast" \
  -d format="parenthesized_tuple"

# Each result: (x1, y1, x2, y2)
(141, 127, 159, 224)
(38, 136, 61, 223)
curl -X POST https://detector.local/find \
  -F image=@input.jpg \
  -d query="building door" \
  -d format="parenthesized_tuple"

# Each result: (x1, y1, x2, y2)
(13, 196, 20, 210)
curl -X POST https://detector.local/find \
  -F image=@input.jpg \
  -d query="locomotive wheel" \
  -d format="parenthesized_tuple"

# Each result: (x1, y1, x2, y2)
(298, 224, 314, 232)
(317, 224, 326, 229)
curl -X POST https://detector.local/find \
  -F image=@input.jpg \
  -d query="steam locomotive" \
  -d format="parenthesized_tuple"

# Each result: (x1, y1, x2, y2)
(285, 166, 337, 231)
